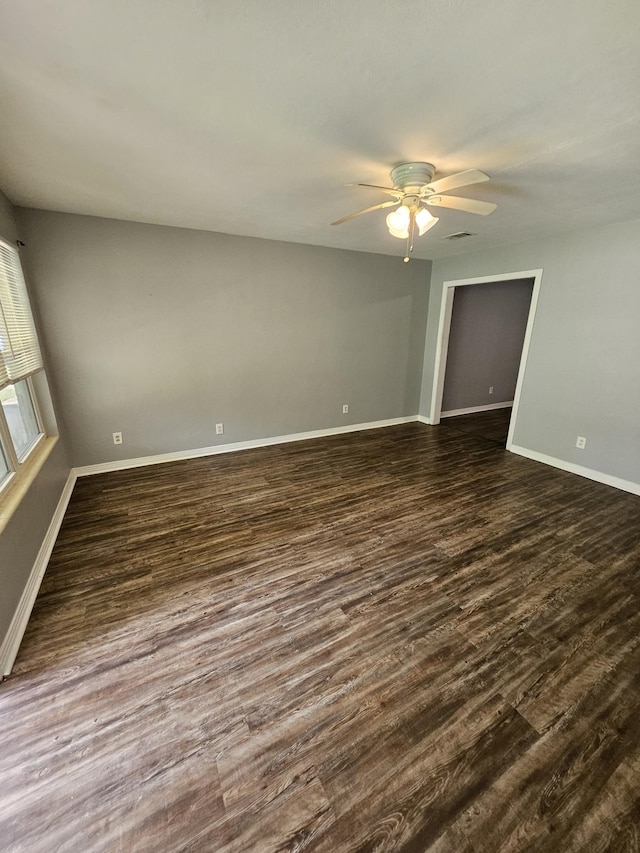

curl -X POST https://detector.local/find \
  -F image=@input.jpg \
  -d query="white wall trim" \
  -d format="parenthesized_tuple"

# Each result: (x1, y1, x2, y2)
(441, 401, 514, 418)
(416, 414, 432, 425)
(504, 273, 543, 451)
(1, 470, 77, 677)
(510, 444, 640, 497)
(429, 285, 456, 425)
(73, 416, 421, 477)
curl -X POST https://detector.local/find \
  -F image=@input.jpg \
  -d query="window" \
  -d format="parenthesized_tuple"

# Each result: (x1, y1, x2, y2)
(2, 380, 41, 460)
(0, 441, 9, 482)
(0, 238, 45, 492)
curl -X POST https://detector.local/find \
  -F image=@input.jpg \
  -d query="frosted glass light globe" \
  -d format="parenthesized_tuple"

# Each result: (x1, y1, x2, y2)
(415, 207, 437, 235)
(386, 205, 410, 238)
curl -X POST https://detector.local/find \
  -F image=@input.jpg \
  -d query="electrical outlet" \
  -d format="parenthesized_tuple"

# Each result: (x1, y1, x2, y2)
(215, 423, 224, 435)
(489, 386, 494, 395)
(342, 404, 349, 414)
(576, 436, 586, 449)
(112, 432, 122, 445)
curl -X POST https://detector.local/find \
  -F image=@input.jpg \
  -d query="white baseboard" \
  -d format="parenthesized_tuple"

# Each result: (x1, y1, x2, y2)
(441, 401, 514, 418)
(73, 416, 422, 478)
(0, 470, 77, 677)
(509, 445, 640, 497)
(416, 415, 432, 425)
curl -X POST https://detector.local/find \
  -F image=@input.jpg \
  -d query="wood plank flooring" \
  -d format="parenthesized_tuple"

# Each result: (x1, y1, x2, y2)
(441, 407, 512, 445)
(2, 422, 640, 852)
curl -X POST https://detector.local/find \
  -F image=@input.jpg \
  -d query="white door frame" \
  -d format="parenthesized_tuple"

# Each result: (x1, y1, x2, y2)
(428, 268, 543, 450)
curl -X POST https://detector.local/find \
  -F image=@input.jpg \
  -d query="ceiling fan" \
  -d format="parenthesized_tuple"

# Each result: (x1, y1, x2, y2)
(332, 162, 497, 262)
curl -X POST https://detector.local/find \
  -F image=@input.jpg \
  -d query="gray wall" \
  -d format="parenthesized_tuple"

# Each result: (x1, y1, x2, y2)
(0, 191, 71, 651)
(420, 218, 640, 487)
(441, 278, 533, 413)
(18, 210, 431, 467)
(0, 191, 16, 246)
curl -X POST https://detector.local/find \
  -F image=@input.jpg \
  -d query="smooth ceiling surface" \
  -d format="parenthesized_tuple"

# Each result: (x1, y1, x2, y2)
(1, 0, 639, 260)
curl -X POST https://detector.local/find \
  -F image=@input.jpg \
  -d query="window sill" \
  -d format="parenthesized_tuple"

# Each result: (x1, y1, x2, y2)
(0, 436, 59, 536)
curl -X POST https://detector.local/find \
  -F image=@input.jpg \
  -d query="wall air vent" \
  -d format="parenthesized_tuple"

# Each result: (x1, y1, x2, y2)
(442, 231, 475, 241)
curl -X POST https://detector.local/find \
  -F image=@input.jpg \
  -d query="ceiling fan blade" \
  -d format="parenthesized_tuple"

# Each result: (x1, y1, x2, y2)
(331, 199, 399, 226)
(350, 183, 404, 199)
(425, 195, 497, 215)
(425, 169, 490, 195)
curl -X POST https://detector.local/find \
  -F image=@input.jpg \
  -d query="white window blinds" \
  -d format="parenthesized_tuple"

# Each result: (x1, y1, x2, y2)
(0, 240, 42, 390)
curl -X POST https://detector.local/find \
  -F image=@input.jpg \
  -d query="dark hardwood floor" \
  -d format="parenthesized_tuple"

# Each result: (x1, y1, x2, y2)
(2, 422, 640, 852)
(441, 407, 512, 445)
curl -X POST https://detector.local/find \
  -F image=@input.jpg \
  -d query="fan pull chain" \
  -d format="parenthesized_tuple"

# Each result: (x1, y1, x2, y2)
(404, 209, 416, 262)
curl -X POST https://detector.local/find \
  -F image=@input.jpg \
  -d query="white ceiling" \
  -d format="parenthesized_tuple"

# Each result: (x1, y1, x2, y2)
(1, 0, 639, 260)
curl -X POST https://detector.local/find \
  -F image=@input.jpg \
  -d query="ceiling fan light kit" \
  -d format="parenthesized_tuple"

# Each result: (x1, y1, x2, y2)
(386, 202, 438, 237)
(332, 161, 497, 261)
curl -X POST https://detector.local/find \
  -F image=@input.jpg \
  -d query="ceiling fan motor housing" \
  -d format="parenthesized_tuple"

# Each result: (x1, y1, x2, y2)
(391, 162, 436, 191)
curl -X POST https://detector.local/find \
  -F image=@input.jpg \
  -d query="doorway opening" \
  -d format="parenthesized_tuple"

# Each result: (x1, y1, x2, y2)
(429, 269, 543, 449)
